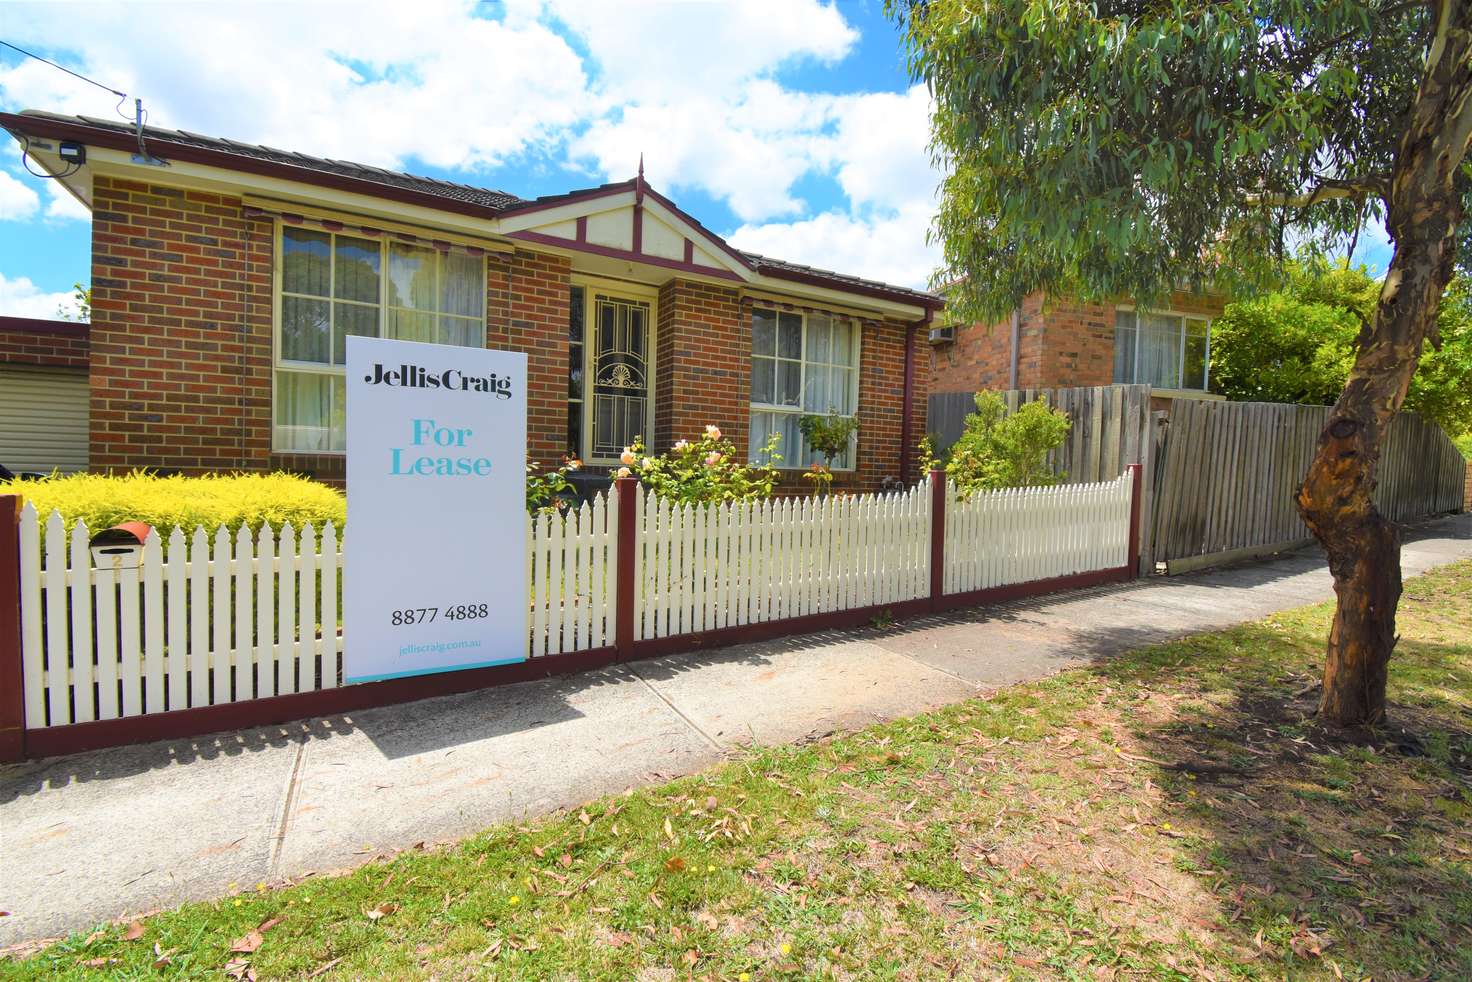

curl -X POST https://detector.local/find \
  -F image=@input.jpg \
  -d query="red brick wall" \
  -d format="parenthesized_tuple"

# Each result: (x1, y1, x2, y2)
(929, 290, 1225, 394)
(493, 249, 571, 470)
(653, 281, 746, 457)
(89, 176, 270, 474)
(0, 321, 90, 368)
(929, 312, 1013, 394)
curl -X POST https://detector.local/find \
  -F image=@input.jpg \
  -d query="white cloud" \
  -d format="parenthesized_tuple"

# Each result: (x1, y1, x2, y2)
(44, 180, 90, 221)
(731, 201, 940, 291)
(0, 272, 82, 319)
(548, 0, 856, 101)
(0, 1, 943, 286)
(0, 169, 41, 221)
(0, 1, 589, 173)
(729, 85, 942, 289)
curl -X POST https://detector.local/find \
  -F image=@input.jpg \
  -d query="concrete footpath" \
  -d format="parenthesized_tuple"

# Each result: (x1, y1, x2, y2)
(3, 515, 1468, 946)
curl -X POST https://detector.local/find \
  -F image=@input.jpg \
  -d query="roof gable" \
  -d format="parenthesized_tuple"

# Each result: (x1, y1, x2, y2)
(498, 176, 754, 281)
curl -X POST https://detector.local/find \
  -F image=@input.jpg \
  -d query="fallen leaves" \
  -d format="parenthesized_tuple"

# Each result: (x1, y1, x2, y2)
(365, 902, 400, 922)
(122, 920, 145, 941)
(230, 930, 264, 955)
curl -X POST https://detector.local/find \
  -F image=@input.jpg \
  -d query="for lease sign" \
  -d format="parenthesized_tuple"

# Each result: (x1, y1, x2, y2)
(344, 335, 529, 683)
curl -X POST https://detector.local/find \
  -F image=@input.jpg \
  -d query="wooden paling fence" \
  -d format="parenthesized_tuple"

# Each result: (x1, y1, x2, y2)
(1152, 400, 1467, 571)
(0, 469, 1142, 759)
(931, 385, 1466, 572)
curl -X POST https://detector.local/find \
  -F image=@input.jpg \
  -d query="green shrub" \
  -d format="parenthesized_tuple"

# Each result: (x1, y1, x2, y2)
(2, 471, 346, 537)
(945, 392, 1070, 495)
(622, 425, 781, 504)
(1456, 432, 1472, 461)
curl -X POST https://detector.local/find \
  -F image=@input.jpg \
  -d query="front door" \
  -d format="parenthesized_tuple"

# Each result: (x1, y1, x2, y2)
(590, 293, 651, 460)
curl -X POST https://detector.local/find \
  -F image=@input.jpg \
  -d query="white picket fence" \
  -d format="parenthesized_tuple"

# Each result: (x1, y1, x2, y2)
(634, 483, 930, 640)
(529, 495, 615, 658)
(18, 509, 344, 728)
(14, 475, 1134, 731)
(943, 474, 1133, 595)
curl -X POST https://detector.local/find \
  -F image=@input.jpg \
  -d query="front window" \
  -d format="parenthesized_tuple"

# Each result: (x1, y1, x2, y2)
(1113, 308, 1210, 390)
(273, 225, 485, 452)
(748, 307, 860, 469)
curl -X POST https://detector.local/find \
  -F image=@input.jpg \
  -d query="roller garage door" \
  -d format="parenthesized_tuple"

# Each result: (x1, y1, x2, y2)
(0, 364, 89, 475)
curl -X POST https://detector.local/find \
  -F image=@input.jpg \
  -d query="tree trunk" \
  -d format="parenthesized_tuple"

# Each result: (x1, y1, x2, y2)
(1297, 1, 1472, 727)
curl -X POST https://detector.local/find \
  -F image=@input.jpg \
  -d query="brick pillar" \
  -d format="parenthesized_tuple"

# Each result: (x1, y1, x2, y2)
(652, 280, 746, 456)
(494, 250, 572, 469)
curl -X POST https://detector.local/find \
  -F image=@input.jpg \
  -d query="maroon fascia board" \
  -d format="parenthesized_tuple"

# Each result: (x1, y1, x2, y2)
(508, 230, 744, 282)
(0, 113, 512, 223)
(0, 315, 89, 337)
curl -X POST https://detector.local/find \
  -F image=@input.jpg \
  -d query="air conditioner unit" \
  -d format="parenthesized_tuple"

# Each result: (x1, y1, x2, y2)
(928, 324, 956, 344)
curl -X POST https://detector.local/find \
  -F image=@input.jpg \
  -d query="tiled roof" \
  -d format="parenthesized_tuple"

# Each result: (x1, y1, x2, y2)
(12, 110, 527, 212)
(6, 111, 941, 308)
(742, 253, 940, 306)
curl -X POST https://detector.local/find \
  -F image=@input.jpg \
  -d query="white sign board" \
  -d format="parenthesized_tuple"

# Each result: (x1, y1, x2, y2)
(344, 335, 528, 683)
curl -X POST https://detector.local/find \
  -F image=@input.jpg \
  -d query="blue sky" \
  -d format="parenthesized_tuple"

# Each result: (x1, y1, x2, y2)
(0, 0, 939, 317)
(0, 1, 1391, 318)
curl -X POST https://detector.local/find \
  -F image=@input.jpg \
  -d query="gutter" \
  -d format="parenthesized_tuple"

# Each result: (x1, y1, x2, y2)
(0, 112, 511, 223)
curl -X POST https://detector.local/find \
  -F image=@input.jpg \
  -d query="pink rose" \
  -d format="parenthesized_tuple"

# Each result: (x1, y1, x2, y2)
(705, 452, 723, 466)
(616, 466, 632, 478)
(704, 425, 722, 440)
(620, 448, 637, 466)
(673, 439, 688, 451)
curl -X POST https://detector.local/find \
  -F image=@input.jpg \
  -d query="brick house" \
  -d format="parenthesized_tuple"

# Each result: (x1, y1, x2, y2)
(1, 110, 942, 492)
(929, 289, 1227, 401)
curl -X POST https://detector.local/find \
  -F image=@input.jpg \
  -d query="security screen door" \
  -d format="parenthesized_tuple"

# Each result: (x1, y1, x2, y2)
(591, 293, 651, 460)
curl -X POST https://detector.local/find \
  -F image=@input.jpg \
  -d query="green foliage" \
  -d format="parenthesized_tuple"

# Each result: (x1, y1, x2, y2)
(1211, 260, 1472, 434)
(1455, 432, 1472, 460)
(800, 463, 834, 498)
(888, 0, 1444, 323)
(623, 425, 781, 504)
(2, 471, 345, 537)
(525, 456, 580, 513)
(61, 282, 91, 322)
(945, 392, 1070, 495)
(797, 411, 859, 467)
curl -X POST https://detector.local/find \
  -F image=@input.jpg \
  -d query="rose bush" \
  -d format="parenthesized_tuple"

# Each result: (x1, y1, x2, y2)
(620, 426, 782, 504)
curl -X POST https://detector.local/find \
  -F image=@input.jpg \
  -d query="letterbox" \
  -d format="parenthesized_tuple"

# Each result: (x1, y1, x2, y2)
(89, 522, 154, 569)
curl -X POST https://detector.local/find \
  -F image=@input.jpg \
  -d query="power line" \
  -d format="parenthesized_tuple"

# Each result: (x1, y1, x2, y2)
(0, 38, 126, 98)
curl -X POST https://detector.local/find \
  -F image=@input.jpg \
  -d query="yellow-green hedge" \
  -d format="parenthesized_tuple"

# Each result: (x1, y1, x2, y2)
(2, 471, 346, 537)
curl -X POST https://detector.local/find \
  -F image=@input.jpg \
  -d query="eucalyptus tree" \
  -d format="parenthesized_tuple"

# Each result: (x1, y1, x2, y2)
(890, 0, 1472, 725)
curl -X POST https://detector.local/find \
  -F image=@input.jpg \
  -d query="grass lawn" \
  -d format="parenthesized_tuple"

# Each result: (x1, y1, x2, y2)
(5, 562, 1471, 981)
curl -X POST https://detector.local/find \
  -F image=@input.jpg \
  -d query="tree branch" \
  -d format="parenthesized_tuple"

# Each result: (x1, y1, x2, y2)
(1246, 175, 1391, 208)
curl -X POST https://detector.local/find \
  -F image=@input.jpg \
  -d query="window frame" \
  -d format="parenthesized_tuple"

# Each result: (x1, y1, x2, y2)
(568, 276, 660, 467)
(270, 219, 487, 454)
(748, 305, 862, 471)
(1113, 305, 1212, 392)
